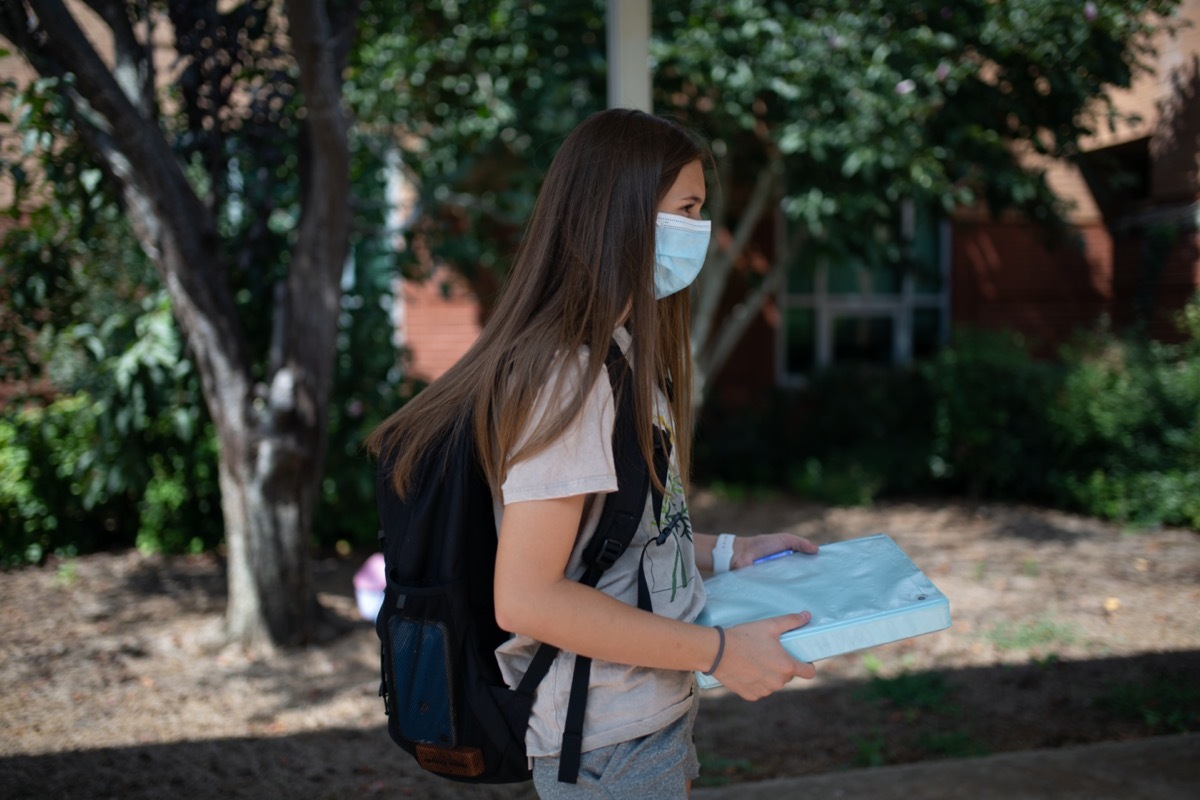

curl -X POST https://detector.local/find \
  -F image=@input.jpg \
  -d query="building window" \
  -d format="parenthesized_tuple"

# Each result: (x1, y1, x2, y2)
(776, 201, 951, 386)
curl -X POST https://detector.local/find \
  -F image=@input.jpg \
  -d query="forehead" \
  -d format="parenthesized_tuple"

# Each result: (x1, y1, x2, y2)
(664, 160, 706, 200)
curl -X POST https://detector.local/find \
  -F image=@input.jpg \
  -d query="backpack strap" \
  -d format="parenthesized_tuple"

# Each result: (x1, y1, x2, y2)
(555, 340, 653, 783)
(577, 341, 652, 593)
(507, 339, 654, 784)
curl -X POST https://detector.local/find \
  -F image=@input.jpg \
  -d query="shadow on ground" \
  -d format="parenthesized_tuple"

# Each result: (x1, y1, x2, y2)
(3, 650, 1196, 800)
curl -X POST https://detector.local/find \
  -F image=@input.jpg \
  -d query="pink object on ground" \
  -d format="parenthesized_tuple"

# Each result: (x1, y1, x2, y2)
(353, 553, 387, 621)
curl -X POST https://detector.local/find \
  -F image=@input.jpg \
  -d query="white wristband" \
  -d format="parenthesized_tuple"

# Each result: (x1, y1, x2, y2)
(712, 533, 736, 574)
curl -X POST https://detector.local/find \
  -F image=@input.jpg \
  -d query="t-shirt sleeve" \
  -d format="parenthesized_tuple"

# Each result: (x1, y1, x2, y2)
(500, 358, 617, 504)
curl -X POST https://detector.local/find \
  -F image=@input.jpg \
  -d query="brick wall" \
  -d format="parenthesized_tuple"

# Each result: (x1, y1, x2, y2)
(394, 266, 483, 382)
(951, 221, 1113, 353)
(954, 220, 1200, 353)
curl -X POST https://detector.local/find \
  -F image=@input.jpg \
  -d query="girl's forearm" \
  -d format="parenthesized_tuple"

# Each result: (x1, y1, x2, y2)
(494, 497, 817, 697)
(693, 531, 717, 572)
(495, 576, 721, 673)
(495, 495, 720, 673)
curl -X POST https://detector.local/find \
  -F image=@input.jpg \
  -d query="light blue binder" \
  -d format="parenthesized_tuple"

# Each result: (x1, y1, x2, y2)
(695, 533, 951, 689)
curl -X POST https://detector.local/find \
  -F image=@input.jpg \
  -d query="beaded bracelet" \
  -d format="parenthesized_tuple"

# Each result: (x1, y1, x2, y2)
(702, 625, 726, 675)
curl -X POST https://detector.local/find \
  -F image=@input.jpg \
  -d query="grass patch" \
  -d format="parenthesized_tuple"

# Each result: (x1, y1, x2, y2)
(1031, 653, 1062, 669)
(859, 670, 956, 715)
(860, 652, 883, 675)
(850, 732, 888, 768)
(917, 730, 990, 758)
(55, 559, 79, 588)
(1097, 676, 1200, 734)
(695, 753, 760, 786)
(987, 617, 1076, 651)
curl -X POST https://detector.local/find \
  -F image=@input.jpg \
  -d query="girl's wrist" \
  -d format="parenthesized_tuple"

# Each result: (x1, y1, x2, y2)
(702, 625, 725, 675)
(712, 533, 736, 574)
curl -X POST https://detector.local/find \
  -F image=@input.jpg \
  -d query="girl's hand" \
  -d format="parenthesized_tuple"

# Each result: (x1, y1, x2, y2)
(731, 533, 819, 571)
(705, 534, 819, 698)
(712, 613, 817, 700)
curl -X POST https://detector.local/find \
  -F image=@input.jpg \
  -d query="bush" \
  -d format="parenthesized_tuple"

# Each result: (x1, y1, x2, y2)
(1047, 308, 1200, 528)
(920, 328, 1061, 500)
(2, 397, 90, 564)
(695, 294, 1200, 530)
(1, 395, 131, 564)
(0, 292, 224, 565)
(694, 366, 935, 506)
(693, 388, 807, 490)
(0, 389, 223, 565)
(794, 364, 936, 501)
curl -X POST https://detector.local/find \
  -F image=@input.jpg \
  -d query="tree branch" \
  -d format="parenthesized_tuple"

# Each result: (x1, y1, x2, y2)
(695, 220, 807, 403)
(18, 0, 252, 428)
(22, 0, 205, 243)
(691, 155, 782, 355)
(79, 0, 155, 118)
(271, 0, 352, 432)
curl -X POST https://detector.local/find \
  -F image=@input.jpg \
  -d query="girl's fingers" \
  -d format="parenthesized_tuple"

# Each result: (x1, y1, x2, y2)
(770, 610, 812, 633)
(791, 536, 819, 554)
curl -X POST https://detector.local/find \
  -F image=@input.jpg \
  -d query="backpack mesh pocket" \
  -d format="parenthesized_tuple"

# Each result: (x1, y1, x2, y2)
(388, 616, 456, 747)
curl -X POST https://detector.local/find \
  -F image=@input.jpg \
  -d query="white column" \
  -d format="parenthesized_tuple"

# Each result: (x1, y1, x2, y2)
(607, 0, 652, 111)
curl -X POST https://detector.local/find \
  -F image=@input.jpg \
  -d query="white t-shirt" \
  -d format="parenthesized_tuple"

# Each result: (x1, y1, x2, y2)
(493, 328, 705, 758)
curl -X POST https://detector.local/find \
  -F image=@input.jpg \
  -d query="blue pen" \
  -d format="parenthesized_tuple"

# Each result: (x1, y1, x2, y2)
(753, 549, 794, 564)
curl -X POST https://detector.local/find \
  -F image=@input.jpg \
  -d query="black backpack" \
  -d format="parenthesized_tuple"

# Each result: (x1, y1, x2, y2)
(374, 342, 658, 784)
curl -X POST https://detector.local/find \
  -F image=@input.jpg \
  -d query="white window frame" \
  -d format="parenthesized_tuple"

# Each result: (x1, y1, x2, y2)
(775, 217, 952, 388)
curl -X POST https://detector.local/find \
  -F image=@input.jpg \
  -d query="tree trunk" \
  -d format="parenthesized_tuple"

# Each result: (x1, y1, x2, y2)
(691, 156, 795, 405)
(219, 422, 322, 649)
(3, 0, 353, 649)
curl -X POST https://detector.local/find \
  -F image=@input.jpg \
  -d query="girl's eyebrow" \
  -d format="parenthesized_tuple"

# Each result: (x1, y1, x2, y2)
(677, 193, 705, 205)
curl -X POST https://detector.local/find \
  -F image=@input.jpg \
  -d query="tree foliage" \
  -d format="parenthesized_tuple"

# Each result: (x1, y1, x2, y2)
(347, 0, 608, 291)
(657, 0, 1175, 223)
(652, 0, 1181, 389)
(349, 0, 1180, 395)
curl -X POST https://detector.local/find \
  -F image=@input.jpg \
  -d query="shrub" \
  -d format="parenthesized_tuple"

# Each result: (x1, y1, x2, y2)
(1048, 306, 1200, 528)
(695, 294, 1200, 530)
(693, 388, 808, 490)
(1, 395, 131, 564)
(694, 366, 935, 506)
(794, 364, 936, 500)
(920, 328, 1061, 500)
(0, 389, 223, 565)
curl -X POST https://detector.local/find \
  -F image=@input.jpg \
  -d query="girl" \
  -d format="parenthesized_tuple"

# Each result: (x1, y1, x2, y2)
(368, 108, 818, 798)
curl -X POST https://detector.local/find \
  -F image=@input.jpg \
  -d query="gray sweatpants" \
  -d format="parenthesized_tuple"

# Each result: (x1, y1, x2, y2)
(531, 697, 700, 799)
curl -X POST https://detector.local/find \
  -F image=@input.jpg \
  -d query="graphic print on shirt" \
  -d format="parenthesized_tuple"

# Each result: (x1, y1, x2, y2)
(642, 414, 695, 604)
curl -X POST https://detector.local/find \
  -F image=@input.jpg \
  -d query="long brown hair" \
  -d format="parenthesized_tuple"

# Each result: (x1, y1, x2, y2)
(366, 109, 711, 498)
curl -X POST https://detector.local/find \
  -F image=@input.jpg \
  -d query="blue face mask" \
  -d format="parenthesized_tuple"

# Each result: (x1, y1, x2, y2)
(654, 213, 711, 299)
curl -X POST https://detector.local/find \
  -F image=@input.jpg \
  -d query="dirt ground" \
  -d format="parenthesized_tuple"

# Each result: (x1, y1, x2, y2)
(2, 496, 1199, 799)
